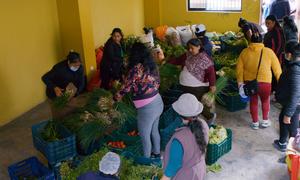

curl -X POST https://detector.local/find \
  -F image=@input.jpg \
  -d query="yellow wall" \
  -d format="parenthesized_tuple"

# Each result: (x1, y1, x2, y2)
(56, 0, 83, 58)
(145, 0, 261, 33)
(0, 0, 62, 125)
(91, 0, 145, 47)
(78, 0, 97, 79)
(144, 0, 161, 28)
(57, 0, 96, 79)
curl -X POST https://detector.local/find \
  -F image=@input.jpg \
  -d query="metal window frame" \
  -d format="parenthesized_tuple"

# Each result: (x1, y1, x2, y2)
(187, 0, 242, 12)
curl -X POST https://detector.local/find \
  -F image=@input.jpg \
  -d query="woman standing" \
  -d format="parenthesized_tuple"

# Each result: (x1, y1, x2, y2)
(264, 15, 285, 65)
(114, 43, 163, 158)
(274, 42, 300, 152)
(237, 34, 282, 130)
(100, 28, 125, 90)
(264, 15, 285, 92)
(161, 93, 209, 180)
(179, 38, 216, 122)
(238, 18, 263, 42)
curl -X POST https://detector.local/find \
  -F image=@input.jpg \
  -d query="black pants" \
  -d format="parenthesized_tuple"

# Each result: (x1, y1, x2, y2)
(279, 105, 300, 143)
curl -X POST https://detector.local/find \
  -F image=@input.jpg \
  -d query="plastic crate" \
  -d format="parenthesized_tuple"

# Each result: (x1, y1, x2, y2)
(32, 120, 77, 165)
(77, 138, 106, 155)
(217, 81, 247, 112)
(160, 118, 183, 150)
(162, 95, 178, 107)
(8, 156, 55, 180)
(159, 107, 181, 129)
(219, 92, 247, 112)
(206, 128, 232, 165)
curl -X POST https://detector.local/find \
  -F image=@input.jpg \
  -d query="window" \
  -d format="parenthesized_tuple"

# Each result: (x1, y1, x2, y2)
(188, 0, 242, 12)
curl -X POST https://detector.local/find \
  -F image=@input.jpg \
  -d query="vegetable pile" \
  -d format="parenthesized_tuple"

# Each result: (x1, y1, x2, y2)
(60, 148, 163, 180)
(209, 125, 227, 144)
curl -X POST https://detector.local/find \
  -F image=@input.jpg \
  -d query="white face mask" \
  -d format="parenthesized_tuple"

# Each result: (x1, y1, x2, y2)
(70, 66, 79, 72)
(285, 54, 292, 61)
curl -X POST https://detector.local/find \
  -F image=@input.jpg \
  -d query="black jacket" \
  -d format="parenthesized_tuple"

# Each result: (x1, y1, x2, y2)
(276, 60, 300, 117)
(42, 60, 85, 99)
(100, 38, 124, 80)
(263, 26, 285, 63)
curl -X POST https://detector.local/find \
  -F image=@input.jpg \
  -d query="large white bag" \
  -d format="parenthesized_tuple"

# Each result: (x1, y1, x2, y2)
(166, 27, 182, 46)
(176, 25, 193, 45)
(140, 30, 154, 48)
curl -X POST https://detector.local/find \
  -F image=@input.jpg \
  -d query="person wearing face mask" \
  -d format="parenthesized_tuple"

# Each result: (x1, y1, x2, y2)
(274, 42, 300, 152)
(100, 28, 125, 90)
(42, 51, 85, 119)
(42, 51, 84, 99)
(194, 24, 213, 57)
(178, 38, 216, 124)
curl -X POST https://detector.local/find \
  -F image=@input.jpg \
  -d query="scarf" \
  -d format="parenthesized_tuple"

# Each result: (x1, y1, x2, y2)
(185, 51, 213, 82)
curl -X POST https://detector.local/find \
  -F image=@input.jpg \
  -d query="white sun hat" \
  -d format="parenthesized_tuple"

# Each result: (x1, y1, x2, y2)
(172, 93, 203, 117)
(195, 24, 206, 33)
(99, 152, 121, 175)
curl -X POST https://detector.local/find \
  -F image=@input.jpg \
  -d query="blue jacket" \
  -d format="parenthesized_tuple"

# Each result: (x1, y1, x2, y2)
(198, 36, 213, 57)
(269, 0, 291, 20)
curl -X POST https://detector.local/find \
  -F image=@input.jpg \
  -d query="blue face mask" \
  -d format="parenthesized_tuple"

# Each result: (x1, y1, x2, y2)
(70, 66, 79, 72)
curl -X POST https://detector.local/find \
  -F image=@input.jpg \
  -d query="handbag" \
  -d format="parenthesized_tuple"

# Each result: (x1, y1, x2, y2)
(243, 49, 263, 96)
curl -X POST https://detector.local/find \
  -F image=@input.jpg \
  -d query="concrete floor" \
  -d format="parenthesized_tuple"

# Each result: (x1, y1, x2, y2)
(0, 101, 290, 180)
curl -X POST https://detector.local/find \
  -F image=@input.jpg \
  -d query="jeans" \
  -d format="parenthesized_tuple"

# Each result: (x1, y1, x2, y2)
(279, 105, 300, 143)
(137, 94, 164, 158)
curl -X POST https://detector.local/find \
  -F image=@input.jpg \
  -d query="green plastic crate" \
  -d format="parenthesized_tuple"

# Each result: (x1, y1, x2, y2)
(206, 128, 232, 165)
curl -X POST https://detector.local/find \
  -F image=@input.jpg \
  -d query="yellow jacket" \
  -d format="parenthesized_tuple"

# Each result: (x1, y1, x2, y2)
(236, 43, 282, 83)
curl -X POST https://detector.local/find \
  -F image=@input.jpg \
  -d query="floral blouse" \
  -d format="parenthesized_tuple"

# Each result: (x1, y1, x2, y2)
(117, 63, 160, 100)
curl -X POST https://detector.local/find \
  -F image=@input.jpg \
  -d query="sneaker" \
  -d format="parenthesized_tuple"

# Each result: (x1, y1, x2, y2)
(251, 122, 259, 130)
(261, 120, 271, 128)
(150, 153, 161, 159)
(273, 140, 287, 152)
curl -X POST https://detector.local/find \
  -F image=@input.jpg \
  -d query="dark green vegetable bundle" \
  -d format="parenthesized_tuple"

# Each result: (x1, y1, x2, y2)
(159, 63, 181, 93)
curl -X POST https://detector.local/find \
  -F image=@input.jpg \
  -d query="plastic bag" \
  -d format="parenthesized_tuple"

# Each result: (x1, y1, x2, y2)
(166, 27, 182, 46)
(140, 30, 154, 48)
(176, 25, 193, 45)
(155, 25, 168, 41)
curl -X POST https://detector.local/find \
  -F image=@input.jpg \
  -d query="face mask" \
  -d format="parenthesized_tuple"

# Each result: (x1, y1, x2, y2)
(285, 54, 292, 61)
(70, 66, 79, 72)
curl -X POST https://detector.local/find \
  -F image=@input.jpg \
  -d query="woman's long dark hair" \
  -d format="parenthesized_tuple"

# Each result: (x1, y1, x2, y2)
(188, 118, 207, 154)
(187, 38, 204, 53)
(128, 42, 157, 73)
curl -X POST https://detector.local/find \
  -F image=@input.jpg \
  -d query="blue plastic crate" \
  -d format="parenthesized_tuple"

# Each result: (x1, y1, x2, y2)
(8, 156, 55, 180)
(160, 118, 183, 150)
(159, 107, 181, 129)
(32, 120, 77, 165)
